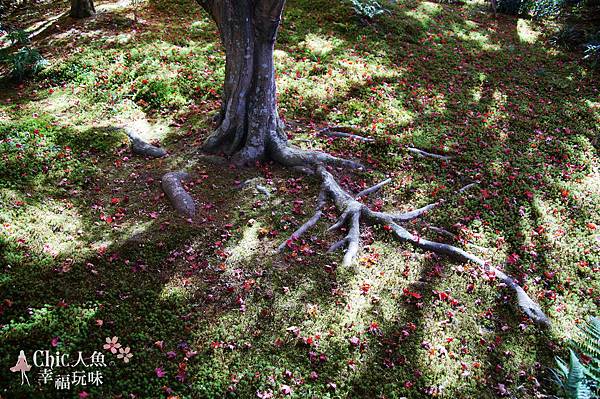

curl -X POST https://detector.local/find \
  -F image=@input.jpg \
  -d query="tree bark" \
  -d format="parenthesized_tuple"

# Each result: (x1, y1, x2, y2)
(70, 0, 95, 18)
(199, 0, 287, 164)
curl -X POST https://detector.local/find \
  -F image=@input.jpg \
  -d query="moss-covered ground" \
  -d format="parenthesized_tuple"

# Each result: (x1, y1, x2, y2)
(0, 0, 598, 397)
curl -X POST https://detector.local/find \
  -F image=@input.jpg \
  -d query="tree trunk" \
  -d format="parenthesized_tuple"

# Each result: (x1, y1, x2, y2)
(70, 0, 95, 18)
(200, 0, 288, 164)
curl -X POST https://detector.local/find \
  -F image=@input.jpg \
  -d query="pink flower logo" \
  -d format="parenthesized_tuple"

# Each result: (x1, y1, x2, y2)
(103, 336, 122, 354)
(117, 347, 133, 363)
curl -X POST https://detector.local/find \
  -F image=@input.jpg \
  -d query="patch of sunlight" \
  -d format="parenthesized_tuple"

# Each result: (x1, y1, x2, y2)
(38, 91, 75, 117)
(0, 108, 9, 122)
(90, 240, 113, 254)
(122, 117, 172, 142)
(274, 49, 291, 62)
(488, 160, 504, 177)
(406, 2, 441, 25)
(54, 28, 106, 41)
(462, 218, 504, 260)
(0, 194, 86, 259)
(465, 20, 479, 30)
(278, 50, 400, 116)
(580, 164, 600, 196)
(585, 99, 600, 121)
(190, 19, 210, 33)
(532, 197, 575, 247)
(110, 99, 145, 120)
(336, 242, 426, 328)
(97, 0, 139, 12)
(105, 33, 134, 45)
(483, 89, 508, 128)
(471, 87, 482, 102)
(419, 319, 466, 395)
(517, 19, 540, 44)
(160, 277, 192, 303)
(301, 33, 343, 58)
(225, 221, 261, 266)
(455, 30, 500, 51)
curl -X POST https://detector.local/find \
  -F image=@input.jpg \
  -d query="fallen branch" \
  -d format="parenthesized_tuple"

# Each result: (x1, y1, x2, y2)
(161, 171, 195, 218)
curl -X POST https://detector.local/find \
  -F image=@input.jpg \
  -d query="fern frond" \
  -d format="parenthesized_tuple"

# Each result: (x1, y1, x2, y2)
(566, 350, 592, 399)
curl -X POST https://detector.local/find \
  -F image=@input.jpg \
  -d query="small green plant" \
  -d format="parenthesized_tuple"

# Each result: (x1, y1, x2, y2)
(0, 29, 48, 81)
(552, 317, 600, 398)
(348, 0, 388, 20)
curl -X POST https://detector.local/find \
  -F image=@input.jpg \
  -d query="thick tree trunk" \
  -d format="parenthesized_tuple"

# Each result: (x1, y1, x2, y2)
(200, 0, 287, 164)
(70, 0, 95, 18)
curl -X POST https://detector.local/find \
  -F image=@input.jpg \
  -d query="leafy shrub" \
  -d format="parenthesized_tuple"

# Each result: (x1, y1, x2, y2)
(583, 32, 600, 68)
(528, 0, 568, 17)
(0, 29, 47, 81)
(8, 47, 47, 81)
(584, 42, 600, 67)
(348, 0, 388, 20)
(552, 317, 600, 399)
(497, 0, 583, 16)
(496, 0, 524, 15)
(549, 25, 586, 49)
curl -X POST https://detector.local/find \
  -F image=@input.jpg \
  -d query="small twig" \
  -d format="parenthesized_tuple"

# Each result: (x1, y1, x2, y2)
(407, 147, 453, 161)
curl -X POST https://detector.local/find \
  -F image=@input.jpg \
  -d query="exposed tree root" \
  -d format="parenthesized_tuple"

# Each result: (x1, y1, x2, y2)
(269, 140, 364, 170)
(161, 171, 195, 218)
(407, 147, 453, 161)
(317, 128, 375, 142)
(278, 163, 550, 327)
(124, 127, 167, 158)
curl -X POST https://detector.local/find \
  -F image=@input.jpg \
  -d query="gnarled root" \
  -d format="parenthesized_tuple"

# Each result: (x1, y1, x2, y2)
(279, 164, 550, 327)
(161, 171, 196, 218)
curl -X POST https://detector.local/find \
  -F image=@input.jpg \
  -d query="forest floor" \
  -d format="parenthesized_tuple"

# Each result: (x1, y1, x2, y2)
(0, 0, 598, 398)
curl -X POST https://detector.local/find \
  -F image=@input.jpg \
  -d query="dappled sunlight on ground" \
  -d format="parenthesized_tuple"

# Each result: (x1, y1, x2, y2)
(0, 0, 598, 397)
